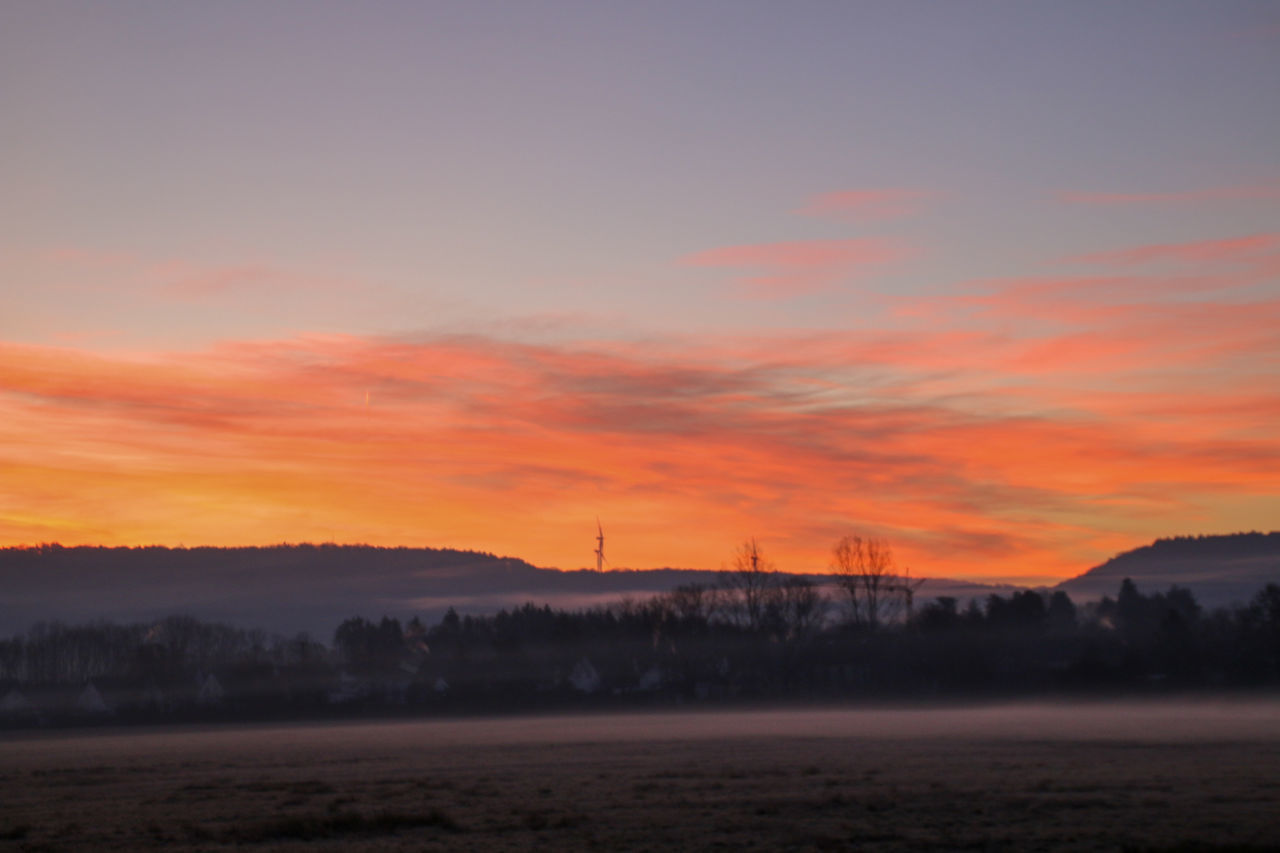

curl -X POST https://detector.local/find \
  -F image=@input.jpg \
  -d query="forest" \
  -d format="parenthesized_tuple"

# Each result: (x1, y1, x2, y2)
(2, 537, 1278, 727)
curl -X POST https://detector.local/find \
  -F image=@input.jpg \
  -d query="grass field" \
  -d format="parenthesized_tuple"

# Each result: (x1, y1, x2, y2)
(2, 702, 1278, 851)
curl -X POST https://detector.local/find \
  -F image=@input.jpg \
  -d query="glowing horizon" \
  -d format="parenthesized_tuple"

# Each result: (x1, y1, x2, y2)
(5, 227, 1278, 583)
(3, 4, 1278, 585)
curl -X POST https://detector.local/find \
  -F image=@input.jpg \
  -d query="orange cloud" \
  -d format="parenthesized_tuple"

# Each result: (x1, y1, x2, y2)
(5, 230, 1277, 583)
(681, 238, 911, 299)
(3, 297, 1277, 583)
(793, 188, 938, 222)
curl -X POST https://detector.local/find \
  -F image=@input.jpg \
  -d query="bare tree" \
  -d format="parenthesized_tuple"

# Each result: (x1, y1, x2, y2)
(770, 575, 827, 641)
(831, 535, 903, 631)
(666, 583, 714, 625)
(722, 538, 778, 632)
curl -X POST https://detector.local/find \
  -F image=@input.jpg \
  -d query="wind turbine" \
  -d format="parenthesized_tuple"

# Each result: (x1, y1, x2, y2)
(887, 568, 927, 621)
(594, 519, 607, 572)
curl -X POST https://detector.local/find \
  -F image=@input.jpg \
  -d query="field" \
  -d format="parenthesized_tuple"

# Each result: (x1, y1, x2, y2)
(2, 702, 1278, 851)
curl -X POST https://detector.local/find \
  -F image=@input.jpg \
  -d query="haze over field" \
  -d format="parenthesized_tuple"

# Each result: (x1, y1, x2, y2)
(4, 704, 1279, 850)
(6, 702, 1280, 758)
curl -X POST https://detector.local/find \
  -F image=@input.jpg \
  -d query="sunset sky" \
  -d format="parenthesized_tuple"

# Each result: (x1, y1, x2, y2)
(3, 2, 1278, 583)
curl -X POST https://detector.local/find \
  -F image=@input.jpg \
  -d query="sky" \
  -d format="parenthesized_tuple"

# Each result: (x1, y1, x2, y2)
(2, 1, 1278, 584)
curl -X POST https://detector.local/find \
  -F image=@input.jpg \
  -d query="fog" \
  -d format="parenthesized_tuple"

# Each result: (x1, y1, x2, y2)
(6, 701, 1279, 851)
(5, 700, 1278, 765)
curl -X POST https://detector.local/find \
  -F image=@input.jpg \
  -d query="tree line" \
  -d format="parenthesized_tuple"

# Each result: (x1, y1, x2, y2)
(2, 537, 1278, 724)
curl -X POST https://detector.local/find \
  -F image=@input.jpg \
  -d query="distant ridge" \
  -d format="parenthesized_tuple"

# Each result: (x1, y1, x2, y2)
(0, 543, 1009, 637)
(0, 544, 558, 636)
(5, 537, 1275, 637)
(1056, 532, 1280, 607)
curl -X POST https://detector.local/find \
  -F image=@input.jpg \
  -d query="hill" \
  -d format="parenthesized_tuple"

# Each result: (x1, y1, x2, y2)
(0, 544, 1009, 637)
(1056, 532, 1280, 607)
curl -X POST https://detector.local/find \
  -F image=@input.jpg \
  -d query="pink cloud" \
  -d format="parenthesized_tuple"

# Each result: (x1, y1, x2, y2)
(153, 263, 300, 298)
(681, 238, 910, 299)
(1059, 181, 1280, 206)
(39, 247, 362, 300)
(793, 188, 938, 222)
(1066, 233, 1280, 268)
(891, 230, 1280, 379)
(913, 233, 1280, 331)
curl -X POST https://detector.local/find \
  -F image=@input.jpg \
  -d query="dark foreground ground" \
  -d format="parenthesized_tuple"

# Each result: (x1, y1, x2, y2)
(1, 702, 1278, 851)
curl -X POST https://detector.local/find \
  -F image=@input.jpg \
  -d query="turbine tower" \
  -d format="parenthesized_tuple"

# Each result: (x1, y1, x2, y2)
(886, 569, 927, 621)
(594, 519, 606, 572)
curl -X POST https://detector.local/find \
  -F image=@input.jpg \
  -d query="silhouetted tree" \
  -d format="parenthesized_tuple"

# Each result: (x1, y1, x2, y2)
(768, 575, 827, 641)
(917, 596, 960, 632)
(334, 616, 405, 673)
(721, 538, 778, 632)
(1046, 591, 1077, 631)
(986, 590, 1048, 630)
(831, 535, 903, 631)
